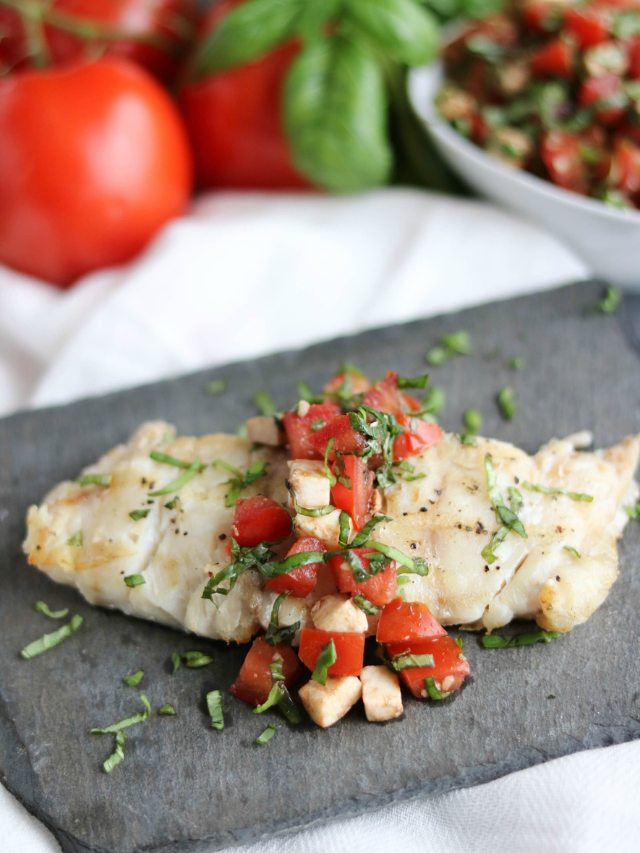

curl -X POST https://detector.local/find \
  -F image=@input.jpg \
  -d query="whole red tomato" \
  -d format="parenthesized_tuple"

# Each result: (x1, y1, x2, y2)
(0, 0, 198, 83)
(0, 58, 193, 287)
(179, 0, 311, 191)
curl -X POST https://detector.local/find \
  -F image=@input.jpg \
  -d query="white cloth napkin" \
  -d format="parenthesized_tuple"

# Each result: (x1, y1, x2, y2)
(2, 188, 639, 853)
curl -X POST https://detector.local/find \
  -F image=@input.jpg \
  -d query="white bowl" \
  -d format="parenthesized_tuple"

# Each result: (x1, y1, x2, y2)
(408, 64, 640, 290)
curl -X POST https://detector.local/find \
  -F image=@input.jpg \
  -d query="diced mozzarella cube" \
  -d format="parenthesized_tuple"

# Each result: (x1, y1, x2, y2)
(297, 400, 311, 417)
(299, 676, 362, 728)
(287, 460, 331, 509)
(294, 508, 351, 549)
(311, 594, 368, 633)
(245, 416, 285, 446)
(360, 666, 403, 722)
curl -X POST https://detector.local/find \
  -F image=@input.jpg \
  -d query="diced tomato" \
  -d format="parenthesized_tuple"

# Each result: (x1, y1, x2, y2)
(362, 371, 406, 416)
(563, 8, 608, 49)
(282, 402, 342, 460)
(530, 38, 574, 78)
(393, 414, 442, 461)
(376, 597, 447, 643)
(629, 38, 640, 80)
(470, 110, 490, 145)
(330, 455, 374, 531)
(579, 73, 625, 124)
(581, 125, 612, 182)
(324, 371, 371, 395)
(403, 394, 422, 413)
(265, 536, 325, 598)
(522, 1, 561, 34)
(540, 130, 589, 193)
(396, 636, 471, 699)
(329, 548, 398, 607)
(231, 495, 292, 547)
(309, 414, 368, 458)
(229, 636, 302, 706)
(298, 628, 365, 677)
(613, 137, 640, 194)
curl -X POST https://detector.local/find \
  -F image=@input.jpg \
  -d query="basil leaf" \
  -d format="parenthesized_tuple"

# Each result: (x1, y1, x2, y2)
(391, 652, 435, 670)
(421, 385, 445, 416)
(508, 486, 523, 515)
(481, 525, 509, 564)
(360, 539, 428, 575)
(129, 509, 150, 521)
(103, 731, 126, 774)
(181, 651, 213, 668)
(496, 504, 527, 539)
(482, 630, 560, 648)
(195, 0, 302, 76)
(442, 331, 471, 355)
(624, 503, 640, 520)
(509, 357, 525, 370)
(158, 703, 176, 716)
(123, 671, 144, 686)
(426, 346, 450, 366)
(350, 515, 392, 548)
(522, 481, 593, 502)
(285, 35, 392, 193)
(297, 382, 323, 404)
(347, 0, 438, 65)
(259, 549, 325, 579)
(265, 593, 300, 646)
(352, 593, 381, 615)
(424, 676, 450, 700)
(255, 391, 276, 417)
(207, 690, 224, 730)
(35, 601, 69, 620)
(323, 437, 337, 487)
(464, 409, 482, 434)
(171, 653, 181, 673)
(150, 451, 206, 471)
(456, 433, 477, 447)
(124, 574, 145, 588)
(77, 473, 112, 487)
(67, 530, 82, 547)
(593, 285, 622, 314)
(20, 614, 83, 659)
(288, 484, 335, 517)
(204, 379, 227, 396)
(564, 545, 581, 558)
(164, 497, 179, 510)
(338, 511, 351, 548)
(212, 458, 243, 480)
(255, 724, 277, 745)
(455, 637, 464, 649)
(203, 539, 279, 597)
(312, 639, 337, 685)
(90, 694, 151, 734)
(397, 374, 430, 390)
(254, 662, 302, 723)
(148, 458, 202, 497)
(497, 387, 515, 421)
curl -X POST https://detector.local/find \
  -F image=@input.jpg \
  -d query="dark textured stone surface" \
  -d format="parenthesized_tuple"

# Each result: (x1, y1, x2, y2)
(1, 282, 640, 853)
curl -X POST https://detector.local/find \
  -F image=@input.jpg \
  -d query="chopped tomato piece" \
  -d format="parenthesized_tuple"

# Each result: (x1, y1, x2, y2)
(376, 597, 447, 643)
(231, 495, 292, 547)
(330, 548, 398, 607)
(613, 137, 640, 194)
(310, 414, 368, 458)
(522, 1, 561, 34)
(563, 8, 608, 49)
(229, 636, 302, 706)
(330, 455, 374, 531)
(282, 402, 342, 460)
(324, 370, 371, 395)
(265, 536, 325, 598)
(579, 73, 626, 124)
(362, 371, 406, 415)
(540, 130, 589, 193)
(396, 636, 471, 699)
(298, 628, 365, 677)
(402, 394, 422, 413)
(393, 414, 442, 461)
(531, 38, 574, 78)
(629, 38, 640, 80)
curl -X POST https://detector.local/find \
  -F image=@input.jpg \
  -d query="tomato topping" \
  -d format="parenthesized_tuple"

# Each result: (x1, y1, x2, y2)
(540, 130, 589, 193)
(629, 38, 640, 80)
(310, 414, 368, 458)
(376, 598, 447, 643)
(362, 371, 406, 416)
(613, 137, 640, 194)
(330, 455, 374, 531)
(522, 2, 560, 34)
(396, 636, 471, 699)
(392, 414, 442, 461)
(298, 628, 365, 677)
(282, 402, 342, 460)
(579, 73, 626, 123)
(530, 38, 574, 78)
(563, 8, 608, 49)
(229, 636, 302, 706)
(324, 371, 372, 395)
(265, 536, 325, 598)
(329, 548, 398, 607)
(231, 495, 292, 547)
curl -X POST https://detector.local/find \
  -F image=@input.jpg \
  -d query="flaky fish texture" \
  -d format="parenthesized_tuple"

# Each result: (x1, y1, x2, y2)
(24, 422, 639, 642)
(374, 430, 640, 633)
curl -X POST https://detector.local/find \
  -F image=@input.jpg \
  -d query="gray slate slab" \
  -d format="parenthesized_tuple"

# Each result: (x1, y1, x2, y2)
(1, 281, 640, 853)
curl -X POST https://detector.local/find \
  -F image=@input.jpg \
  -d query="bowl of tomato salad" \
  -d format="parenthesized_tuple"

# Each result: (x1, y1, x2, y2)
(408, 0, 640, 289)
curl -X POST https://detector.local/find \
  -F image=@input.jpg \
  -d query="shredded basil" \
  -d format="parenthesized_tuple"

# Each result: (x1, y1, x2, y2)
(350, 515, 392, 548)
(421, 385, 445, 416)
(255, 391, 276, 417)
(509, 357, 524, 370)
(180, 651, 213, 668)
(352, 594, 381, 615)
(426, 331, 471, 365)
(129, 509, 150, 521)
(123, 671, 144, 686)
(455, 637, 464, 650)
(310, 418, 326, 431)
(593, 285, 622, 314)
(204, 379, 227, 396)
(77, 473, 112, 487)
(424, 676, 450, 700)
(522, 481, 593, 502)
(265, 593, 300, 646)
(348, 405, 404, 465)
(148, 458, 202, 497)
(456, 433, 477, 447)
(312, 640, 337, 685)
(624, 503, 640, 520)
(35, 601, 69, 619)
(90, 694, 151, 734)
(338, 511, 351, 548)
(20, 614, 83, 659)
(359, 539, 428, 575)
(124, 574, 145, 588)
(67, 530, 82, 547)
(288, 483, 335, 517)
(164, 497, 179, 510)
(207, 690, 224, 730)
(158, 704, 176, 716)
(171, 653, 181, 673)
(150, 451, 207, 470)
(323, 437, 337, 487)
(482, 457, 526, 564)
(482, 630, 560, 648)
(103, 731, 126, 774)
(397, 375, 430, 390)
(391, 652, 435, 671)
(297, 382, 323, 404)
(564, 546, 581, 558)
(426, 346, 448, 366)
(257, 549, 326, 581)
(215, 459, 269, 507)
(464, 409, 483, 434)
(254, 660, 301, 723)
(202, 539, 276, 598)
(497, 387, 515, 421)
(255, 724, 276, 745)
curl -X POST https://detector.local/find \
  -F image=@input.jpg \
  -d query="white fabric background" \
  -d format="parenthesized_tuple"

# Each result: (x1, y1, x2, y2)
(2, 188, 639, 852)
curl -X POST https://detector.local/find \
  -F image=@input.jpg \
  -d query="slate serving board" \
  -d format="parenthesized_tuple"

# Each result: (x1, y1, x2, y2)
(1, 281, 640, 853)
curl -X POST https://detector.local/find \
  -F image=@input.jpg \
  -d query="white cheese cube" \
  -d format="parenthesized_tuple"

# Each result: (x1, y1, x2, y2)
(294, 508, 351, 549)
(297, 400, 311, 417)
(360, 666, 403, 722)
(287, 460, 331, 509)
(245, 416, 285, 446)
(311, 594, 368, 633)
(299, 676, 362, 728)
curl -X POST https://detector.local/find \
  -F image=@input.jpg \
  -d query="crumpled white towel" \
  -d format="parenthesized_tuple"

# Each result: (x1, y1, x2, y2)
(3, 187, 639, 853)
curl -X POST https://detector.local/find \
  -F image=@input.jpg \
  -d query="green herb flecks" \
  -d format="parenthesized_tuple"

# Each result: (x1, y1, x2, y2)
(391, 652, 435, 671)
(287, 483, 335, 517)
(148, 458, 203, 497)
(424, 676, 450, 700)
(397, 374, 430, 389)
(124, 574, 145, 588)
(20, 614, 83, 659)
(129, 509, 150, 521)
(35, 601, 69, 620)
(426, 331, 471, 365)
(624, 503, 640, 520)
(522, 481, 593, 502)
(207, 690, 224, 730)
(150, 451, 207, 471)
(376, 459, 426, 488)
(255, 724, 276, 746)
(257, 548, 327, 581)
(593, 285, 622, 314)
(202, 539, 277, 598)
(265, 593, 300, 646)
(348, 405, 404, 465)
(164, 497, 179, 510)
(564, 546, 581, 558)
(158, 704, 176, 716)
(123, 671, 144, 686)
(497, 387, 515, 421)
(352, 594, 381, 615)
(338, 510, 351, 548)
(67, 531, 83, 547)
(254, 660, 302, 723)
(255, 391, 276, 417)
(205, 379, 227, 396)
(215, 459, 269, 507)
(482, 456, 526, 564)
(464, 409, 483, 434)
(77, 473, 112, 487)
(103, 731, 127, 774)
(90, 694, 151, 734)
(171, 653, 182, 673)
(420, 385, 445, 417)
(358, 539, 429, 576)
(323, 437, 337, 487)
(312, 639, 337, 685)
(508, 357, 525, 370)
(181, 651, 213, 668)
(481, 630, 560, 648)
